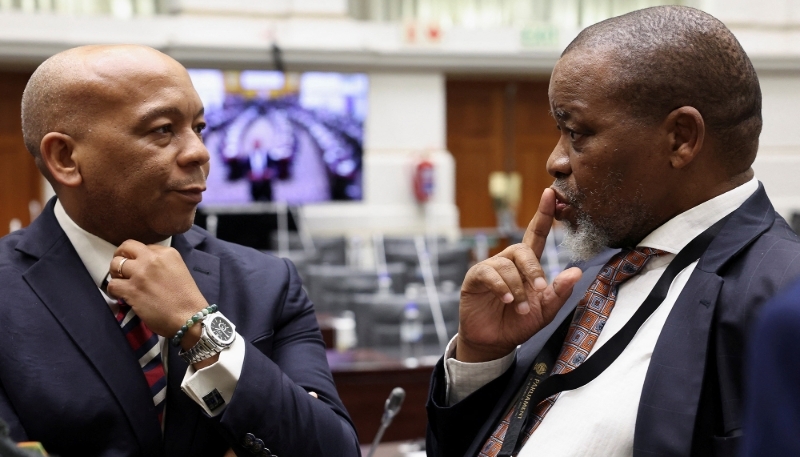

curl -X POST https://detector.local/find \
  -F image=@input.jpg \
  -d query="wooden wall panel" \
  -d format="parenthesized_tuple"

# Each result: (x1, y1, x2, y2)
(447, 78, 559, 230)
(446, 80, 506, 228)
(514, 81, 560, 227)
(0, 71, 41, 237)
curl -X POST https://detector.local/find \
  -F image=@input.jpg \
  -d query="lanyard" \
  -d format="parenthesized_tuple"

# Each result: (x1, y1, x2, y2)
(497, 214, 730, 457)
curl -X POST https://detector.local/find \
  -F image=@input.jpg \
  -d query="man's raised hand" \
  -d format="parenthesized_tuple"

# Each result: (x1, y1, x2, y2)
(106, 240, 209, 345)
(455, 188, 582, 363)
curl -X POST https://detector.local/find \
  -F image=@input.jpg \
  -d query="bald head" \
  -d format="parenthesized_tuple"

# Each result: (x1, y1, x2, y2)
(21, 44, 209, 245)
(563, 6, 762, 173)
(21, 45, 185, 182)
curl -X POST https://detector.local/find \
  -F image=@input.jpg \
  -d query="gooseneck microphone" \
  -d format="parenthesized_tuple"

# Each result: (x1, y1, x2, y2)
(366, 387, 406, 457)
(0, 416, 43, 457)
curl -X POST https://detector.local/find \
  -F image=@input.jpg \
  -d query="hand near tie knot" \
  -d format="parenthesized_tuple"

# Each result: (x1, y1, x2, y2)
(456, 188, 583, 363)
(106, 240, 209, 349)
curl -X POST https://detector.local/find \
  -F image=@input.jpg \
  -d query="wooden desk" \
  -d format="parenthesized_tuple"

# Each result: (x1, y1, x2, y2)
(360, 441, 426, 457)
(328, 349, 436, 444)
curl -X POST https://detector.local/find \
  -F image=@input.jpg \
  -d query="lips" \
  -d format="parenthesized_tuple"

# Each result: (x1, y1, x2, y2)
(173, 186, 205, 204)
(550, 187, 572, 220)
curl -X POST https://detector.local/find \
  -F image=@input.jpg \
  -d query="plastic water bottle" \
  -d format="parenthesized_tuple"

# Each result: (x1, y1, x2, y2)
(334, 310, 357, 352)
(377, 272, 393, 296)
(400, 301, 423, 365)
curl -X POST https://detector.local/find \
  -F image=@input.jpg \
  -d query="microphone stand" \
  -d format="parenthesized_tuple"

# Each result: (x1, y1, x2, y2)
(366, 387, 406, 457)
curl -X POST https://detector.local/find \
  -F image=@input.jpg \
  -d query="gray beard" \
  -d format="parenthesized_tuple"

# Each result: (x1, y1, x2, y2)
(553, 173, 654, 262)
(560, 215, 612, 262)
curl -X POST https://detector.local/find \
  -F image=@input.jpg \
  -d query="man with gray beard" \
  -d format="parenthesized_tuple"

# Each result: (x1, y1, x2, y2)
(426, 6, 800, 457)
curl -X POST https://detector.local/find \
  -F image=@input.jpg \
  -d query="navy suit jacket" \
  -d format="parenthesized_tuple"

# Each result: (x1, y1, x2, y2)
(0, 198, 360, 457)
(741, 277, 800, 456)
(426, 184, 800, 457)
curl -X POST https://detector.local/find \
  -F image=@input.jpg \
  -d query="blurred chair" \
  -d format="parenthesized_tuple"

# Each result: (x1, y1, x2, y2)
(268, 232, 347, 265)
(303, 263, 407, 314)
(383, 236, 472, 286)
(351, 287, 460, 347)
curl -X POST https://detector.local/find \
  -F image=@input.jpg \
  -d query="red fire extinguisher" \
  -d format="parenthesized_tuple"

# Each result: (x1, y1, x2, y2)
(413, 159, 435, 203)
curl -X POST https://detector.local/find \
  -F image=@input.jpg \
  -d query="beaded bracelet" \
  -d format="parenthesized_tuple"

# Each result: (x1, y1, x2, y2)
(170, 304, 219, 346)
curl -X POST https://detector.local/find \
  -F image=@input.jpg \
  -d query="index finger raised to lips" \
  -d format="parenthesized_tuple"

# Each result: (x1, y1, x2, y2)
(521, 188, 556, 260)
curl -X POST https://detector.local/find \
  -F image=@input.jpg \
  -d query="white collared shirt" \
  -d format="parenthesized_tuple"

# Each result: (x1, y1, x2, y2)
(53, 200, 245, 417)
(445, 177, 759, 457)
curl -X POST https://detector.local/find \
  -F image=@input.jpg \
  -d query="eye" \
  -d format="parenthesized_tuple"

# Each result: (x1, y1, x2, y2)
(569, 130, 584, 141)
(556, 124, 586, 142)
(153, 124, 173, 135)
(194, 123, 206, 135)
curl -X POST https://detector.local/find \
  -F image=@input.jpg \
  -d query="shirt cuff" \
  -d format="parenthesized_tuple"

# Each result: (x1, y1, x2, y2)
(180, 331, 246, 417)
(444, 335, 516, 406)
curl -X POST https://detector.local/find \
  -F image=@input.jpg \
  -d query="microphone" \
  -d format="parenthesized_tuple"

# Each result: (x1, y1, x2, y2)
(0, 416, 46, 457)
(367, 387, 406, 457)
(383, 387, 405, 422)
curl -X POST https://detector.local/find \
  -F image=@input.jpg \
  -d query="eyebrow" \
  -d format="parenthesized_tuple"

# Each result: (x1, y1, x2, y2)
(551, 108, 570, 122)
(138, 106, 205, 125)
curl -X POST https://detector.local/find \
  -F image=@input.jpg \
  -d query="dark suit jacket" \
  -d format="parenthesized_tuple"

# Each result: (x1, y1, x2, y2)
(0, 198, 360, 457)
(741, 278, 800, 456)
(426, 184, 800, 457)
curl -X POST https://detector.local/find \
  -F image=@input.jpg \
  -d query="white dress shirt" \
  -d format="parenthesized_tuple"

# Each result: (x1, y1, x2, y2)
(53, 200, 245, 417)
(445, 177, 759, 457)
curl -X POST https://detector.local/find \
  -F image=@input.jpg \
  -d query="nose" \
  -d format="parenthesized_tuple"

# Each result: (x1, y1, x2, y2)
(178, 129, 211, 170)
(546, 135, 571, 179)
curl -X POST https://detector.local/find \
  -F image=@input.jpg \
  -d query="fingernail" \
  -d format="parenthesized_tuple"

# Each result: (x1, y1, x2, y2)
(534, 277, 547, 290)
(516, 301, 530, 314)
(502, 293, 514, 303)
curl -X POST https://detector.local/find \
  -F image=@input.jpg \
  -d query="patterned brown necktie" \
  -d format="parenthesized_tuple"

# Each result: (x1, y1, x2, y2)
(478, 247, 666, 457)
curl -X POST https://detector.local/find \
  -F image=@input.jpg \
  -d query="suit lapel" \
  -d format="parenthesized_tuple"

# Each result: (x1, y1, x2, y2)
(172, 229, 221, 309)
(464, 260, 608, 456)
(634, 272, 723, 456)
(17, 200, 163, 455)
(163, 230, 222, 455)
(633, 184, 776, 456)
(696, 184, 775, 274)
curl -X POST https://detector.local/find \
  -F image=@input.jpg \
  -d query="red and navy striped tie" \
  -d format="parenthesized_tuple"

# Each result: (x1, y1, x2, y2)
(115, 302, 167, 424)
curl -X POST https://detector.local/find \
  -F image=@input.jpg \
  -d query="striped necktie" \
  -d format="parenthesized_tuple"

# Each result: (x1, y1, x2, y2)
(115, 302, 167, 424)
(479, 247, 666, 457)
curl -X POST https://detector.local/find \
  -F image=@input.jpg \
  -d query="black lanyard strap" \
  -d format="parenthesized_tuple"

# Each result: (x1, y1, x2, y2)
(497, 214, 729, 457)
(497, 314, 572, 456)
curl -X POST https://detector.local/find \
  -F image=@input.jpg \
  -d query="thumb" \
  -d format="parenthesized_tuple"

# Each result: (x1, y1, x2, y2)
(552, 267, 582, 298)
(540, 267, 582, 321)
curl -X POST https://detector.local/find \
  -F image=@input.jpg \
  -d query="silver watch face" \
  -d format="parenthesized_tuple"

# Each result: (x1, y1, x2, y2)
(206, 315, 235, 345)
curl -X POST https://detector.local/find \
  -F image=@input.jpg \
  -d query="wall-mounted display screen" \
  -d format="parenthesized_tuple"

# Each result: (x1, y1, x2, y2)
(188, 69, 368, 205)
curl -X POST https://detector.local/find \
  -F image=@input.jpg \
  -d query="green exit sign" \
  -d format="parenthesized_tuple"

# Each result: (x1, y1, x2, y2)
(521, 24, 559, 48)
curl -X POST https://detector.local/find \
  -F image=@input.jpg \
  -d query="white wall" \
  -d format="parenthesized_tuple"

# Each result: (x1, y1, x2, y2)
(751, 72, 800, 219)
(697, 0, 800, 27)
(168, 0, 348, 16)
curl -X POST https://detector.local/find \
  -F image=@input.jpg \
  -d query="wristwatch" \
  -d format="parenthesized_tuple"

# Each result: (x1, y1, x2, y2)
(179, 312, 237, 364)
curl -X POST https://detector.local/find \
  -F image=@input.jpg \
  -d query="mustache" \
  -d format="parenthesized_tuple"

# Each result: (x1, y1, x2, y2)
(552, 179, 580, 206)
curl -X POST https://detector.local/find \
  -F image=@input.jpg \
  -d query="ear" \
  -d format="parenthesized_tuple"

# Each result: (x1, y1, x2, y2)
(665, 106, 705, 169)
(40, 132, 82, 188)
